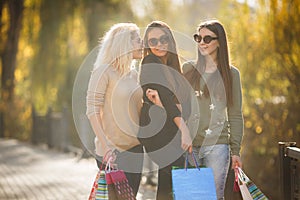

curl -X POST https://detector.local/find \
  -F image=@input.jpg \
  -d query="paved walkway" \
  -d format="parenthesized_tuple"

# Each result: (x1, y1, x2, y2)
(0, 139, 156, 200)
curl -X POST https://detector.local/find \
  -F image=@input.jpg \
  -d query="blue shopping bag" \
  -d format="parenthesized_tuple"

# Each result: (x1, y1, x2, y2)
(172, 152, 217, 200)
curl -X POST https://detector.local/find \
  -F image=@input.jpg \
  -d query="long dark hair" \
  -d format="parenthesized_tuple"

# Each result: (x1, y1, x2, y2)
(143, 21, 181, 74)
(185, 20, 233, 106)
(142, 21, 191, 107)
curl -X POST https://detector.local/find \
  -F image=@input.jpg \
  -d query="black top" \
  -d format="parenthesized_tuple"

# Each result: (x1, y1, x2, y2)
(140, 54, 181, 120)
(138, 54, 182, 155)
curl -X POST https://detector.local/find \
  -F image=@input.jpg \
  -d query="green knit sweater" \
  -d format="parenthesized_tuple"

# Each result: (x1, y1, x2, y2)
(182, 61, 244, 156)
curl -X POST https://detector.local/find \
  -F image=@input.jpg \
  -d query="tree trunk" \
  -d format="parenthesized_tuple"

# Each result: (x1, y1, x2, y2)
(0, 0, 24, 137)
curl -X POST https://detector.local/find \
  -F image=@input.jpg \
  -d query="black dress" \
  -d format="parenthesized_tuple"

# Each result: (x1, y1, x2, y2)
(138, 54, 185, 200)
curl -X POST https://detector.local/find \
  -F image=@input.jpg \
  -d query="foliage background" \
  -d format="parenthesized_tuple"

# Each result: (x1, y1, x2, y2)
(0, 0, 299, 199)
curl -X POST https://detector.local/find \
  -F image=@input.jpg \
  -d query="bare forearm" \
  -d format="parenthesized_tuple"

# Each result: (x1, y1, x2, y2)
(173, 116, 188, 132)
(174, 116, 192, 151)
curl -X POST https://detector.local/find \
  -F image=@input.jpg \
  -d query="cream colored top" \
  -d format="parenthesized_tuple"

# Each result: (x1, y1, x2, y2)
(86, 65, 142, 156)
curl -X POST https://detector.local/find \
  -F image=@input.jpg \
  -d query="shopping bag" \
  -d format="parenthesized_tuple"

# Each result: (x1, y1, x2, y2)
(88, 150, 112, 200)
(89, 150, 136, 200)
(106, 169, 136, 200)
(88, 170, 100, 200)
(172, 152, 217, 200)
(100, 153, 136, 200)
(88, 170, 108, 200)
(234, 167, 268, 200)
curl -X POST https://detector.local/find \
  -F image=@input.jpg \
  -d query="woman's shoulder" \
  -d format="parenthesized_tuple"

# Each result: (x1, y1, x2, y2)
(92, 65, 120, 81)
(142, 54, 162, 65)
(182, 60, 197, 74)
(92, 64, 110, 74)
(230, 65, 241, 76)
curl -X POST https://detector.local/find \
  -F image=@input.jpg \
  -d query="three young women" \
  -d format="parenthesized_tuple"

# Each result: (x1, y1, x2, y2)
(86, 19, 244, 200)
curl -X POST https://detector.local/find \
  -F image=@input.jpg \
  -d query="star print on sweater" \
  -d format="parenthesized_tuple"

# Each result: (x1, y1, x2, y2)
(205, 129, 212, 135)
(195, 90, 203, 97)
(209, 103, 215, 110)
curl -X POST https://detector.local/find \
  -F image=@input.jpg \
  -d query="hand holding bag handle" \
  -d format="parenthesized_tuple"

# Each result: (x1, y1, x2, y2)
(103, 152, 136, 200)
(97, 149, 118, 174)
(184, 151, 200, 170)
(234, 167, 269, 200)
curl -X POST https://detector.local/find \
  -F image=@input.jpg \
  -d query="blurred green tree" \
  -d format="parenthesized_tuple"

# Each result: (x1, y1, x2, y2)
(1, 0, 135, 140)
(0, 0, 25, 138)
(223, 0, 300, 199)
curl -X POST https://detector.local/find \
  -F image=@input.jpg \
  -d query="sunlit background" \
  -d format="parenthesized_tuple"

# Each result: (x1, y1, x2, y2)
(0, 0, 299, 199)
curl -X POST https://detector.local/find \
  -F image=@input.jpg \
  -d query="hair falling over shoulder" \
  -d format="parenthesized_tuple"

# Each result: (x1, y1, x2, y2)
(93, 23, 140, 75)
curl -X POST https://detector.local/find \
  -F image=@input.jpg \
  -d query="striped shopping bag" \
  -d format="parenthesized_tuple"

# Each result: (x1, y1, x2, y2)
(96, 171, 109, 199)
(88, 170, 109, 200)
(234, 167, 268, 200)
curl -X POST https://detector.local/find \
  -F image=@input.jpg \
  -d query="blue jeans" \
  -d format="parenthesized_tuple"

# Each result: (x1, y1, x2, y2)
(190, 144, 230, 200)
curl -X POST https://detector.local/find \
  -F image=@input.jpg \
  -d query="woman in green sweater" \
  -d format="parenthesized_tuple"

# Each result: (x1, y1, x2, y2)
(183, 20, 244, 200)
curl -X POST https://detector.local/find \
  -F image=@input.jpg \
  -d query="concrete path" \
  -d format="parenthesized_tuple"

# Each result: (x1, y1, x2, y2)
(0, 139, 156, 200)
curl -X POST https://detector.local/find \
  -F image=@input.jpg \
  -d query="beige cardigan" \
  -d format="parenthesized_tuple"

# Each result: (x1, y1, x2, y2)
(86, 66, 142, 156)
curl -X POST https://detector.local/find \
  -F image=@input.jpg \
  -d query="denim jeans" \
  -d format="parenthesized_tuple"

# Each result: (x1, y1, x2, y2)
(190, 144, 230, 200)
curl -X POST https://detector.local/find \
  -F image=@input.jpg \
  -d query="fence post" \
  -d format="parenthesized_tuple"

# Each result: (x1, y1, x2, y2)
(31, 106, 37, 144)
(61, 106, 70, 151)
(46, 107, 53, 148)
(279, 141, 297, 200)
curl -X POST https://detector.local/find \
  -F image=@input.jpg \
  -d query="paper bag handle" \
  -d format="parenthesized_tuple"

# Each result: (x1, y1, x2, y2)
(185, 151, 200, 171)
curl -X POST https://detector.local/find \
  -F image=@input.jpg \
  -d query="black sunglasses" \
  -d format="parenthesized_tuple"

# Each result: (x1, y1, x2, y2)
(148, 35, 169, 46)
(193, 34, 218, 44)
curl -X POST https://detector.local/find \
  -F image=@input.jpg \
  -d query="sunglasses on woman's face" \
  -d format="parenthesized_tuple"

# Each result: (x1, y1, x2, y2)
(148, 35, 169, 47)
(193, 34, 218, 44)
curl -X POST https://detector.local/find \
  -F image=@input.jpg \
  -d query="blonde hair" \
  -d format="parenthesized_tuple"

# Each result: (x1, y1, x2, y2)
(94, 23, 139, 75)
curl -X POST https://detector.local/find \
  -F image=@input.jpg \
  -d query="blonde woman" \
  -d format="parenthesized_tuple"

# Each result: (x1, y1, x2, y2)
(86, 23, 144, 196)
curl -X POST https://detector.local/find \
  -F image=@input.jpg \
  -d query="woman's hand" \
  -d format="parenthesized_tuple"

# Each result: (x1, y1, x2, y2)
(146, 89, 163, 107)
(173, 116, 192, 152)
(231, 155, 242, 169)
(181, 126, 192, 151)
(103, 150, 118, 169)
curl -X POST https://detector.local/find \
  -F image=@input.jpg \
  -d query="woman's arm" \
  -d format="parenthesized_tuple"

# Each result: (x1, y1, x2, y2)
(146, 88, 192, 151)
(228, 67, 244, 168)
(87, 107, 111, 155)
(86, 67, 112, 155)
(142, 55, 192, 151)
(173, 116, 192, 151)
(141, 55, 181, 120)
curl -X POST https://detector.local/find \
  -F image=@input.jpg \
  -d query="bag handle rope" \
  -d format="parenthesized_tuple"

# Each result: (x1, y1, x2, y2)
(184, 151, 200, 171)
(99, 149, 115, 171)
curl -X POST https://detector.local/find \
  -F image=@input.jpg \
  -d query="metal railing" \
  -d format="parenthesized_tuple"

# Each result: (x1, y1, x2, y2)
(279, 142, 300, 200)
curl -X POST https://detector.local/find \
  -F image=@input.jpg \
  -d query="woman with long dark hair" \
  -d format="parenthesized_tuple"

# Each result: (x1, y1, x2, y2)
(183, 20, 244, 200)
(139, 21, 192, 200)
